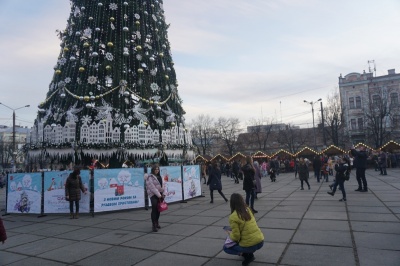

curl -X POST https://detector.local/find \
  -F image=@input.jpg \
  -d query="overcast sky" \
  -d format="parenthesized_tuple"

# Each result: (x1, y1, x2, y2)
(1, 0, 400, 130)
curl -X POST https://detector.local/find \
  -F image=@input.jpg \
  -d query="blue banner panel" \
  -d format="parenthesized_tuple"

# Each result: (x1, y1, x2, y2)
(182, 165, 202, 200)
(7, 173, 42, 214)
(44, 170, 90, 213)
(94, 168, 145, 212)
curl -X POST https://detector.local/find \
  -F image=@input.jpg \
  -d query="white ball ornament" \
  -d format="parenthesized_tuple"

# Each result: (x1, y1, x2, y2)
(60, 93, 66, 98)
(123, 2, 128, 6)
(123, 91, 130, 97)
(91, 52, 98, 57)
(95, 27, 101, 32)
(98, 3, 103, 7)
(70, 56, 76, 61)
(123, 27, 129, 32)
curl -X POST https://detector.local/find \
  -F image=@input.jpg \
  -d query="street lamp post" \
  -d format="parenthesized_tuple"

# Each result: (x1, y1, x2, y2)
(0, 102, 30, 172)
(304, 99, 321, 150)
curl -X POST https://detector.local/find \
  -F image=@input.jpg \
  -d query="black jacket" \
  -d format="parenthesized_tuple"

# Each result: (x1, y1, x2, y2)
(350, 149, 368, 168)
(242, 163, 255, 191)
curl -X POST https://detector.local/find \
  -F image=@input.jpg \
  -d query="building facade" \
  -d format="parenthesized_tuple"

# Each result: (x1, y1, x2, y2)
(339, 69, 400, 147)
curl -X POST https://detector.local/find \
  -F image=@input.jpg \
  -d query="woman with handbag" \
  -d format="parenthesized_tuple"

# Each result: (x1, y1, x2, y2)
(242, 156, 257, 213)
(223, 193, 264, 266)
(65, 167, 86, 219)
(207, 162, 228, 203)
(145, 165, 165, 232)
(298, 158, 310, 190)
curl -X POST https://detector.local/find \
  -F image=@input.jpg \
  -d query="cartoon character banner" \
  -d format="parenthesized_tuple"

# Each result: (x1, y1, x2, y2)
(94, 168, 145, 212)
(44, 170, 90, 213)
(182, 165, 202, 200)
(7, 173, 42, 214)
(147, 166, 183, 204)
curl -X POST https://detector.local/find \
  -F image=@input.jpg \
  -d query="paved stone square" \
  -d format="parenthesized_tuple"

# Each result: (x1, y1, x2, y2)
(1, 168, 399, 265)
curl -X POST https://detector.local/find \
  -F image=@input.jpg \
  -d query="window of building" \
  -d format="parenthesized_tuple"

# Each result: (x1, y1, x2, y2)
(393, 115, 400, 128)
(355, 96, 361, 108)
(372, 95, 380, 106)
(357, 118, 363, 130)
(350, 119, 356, 130)
(390, 93, 398, 106)
(349, 97, 355, 109)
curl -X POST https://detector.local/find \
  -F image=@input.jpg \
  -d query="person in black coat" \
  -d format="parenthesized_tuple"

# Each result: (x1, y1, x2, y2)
(242, 156, 258, 213)
(350, 145, 368, 192)
(65, 167, 86, 219)
(312, 155, 322, 182)
(207, 162, 228, 203)
(327, 157, 351, 201)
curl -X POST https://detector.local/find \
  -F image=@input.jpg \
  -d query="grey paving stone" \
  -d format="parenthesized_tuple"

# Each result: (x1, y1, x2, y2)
(55, 226, 110, 241)
(308, 205, 346, 212)
(292, 229, 352, 247)
(77, 246, 155, 266)
(164, 236, 225, 257)
(176, 215, 222, 225)
(257, 218, 301, 229)
(354, 232, 400, 250)
(37, 241, 111, 263)
(92, 218, 138, 229)
(265, 210, 305, 219)
(351, 221, 400, 234)
(135, 251, 209, 266)
(6, 221, 51, 233)
(262, 228, 294, 243)
(0, 233, 45, 250)
(357, 247, 400, 266)
(0, 250, 27, 265)
(347, 206, 392, 213)
(157, 223, 205, 236)
(7, 237, 75, 255)
(349, 212, 398, 222)
(304, 210, 348, 220)
(122, 233, 184, 250)
(299, 219, 350, 231)
(87, 230, 145, 245)
(191, 225, 230, 239)
(6, 257, 65, 266)
(281, 244, 356, 266)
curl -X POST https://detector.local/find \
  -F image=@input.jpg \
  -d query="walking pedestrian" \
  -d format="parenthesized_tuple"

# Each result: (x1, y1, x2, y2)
(379, 150, 387, 175)
(242, 156, 257, 213)
(223, 193, 264, 266)
(232, 160, 240, 184)
(145, 165, 165, 232)
(298, 158, 310, 190)
(253, 161, 262, 199)
(327, 157, 351, 201)
(313, 155, 322, 182)
(350, 145, 368, 192)
(65, 167, 87, 219)
(207, 162, 228, 203)
(0, 217, 7, 244)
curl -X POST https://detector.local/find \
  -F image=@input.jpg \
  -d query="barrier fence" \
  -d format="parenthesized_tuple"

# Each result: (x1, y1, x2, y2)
(4, 165, 202, 216)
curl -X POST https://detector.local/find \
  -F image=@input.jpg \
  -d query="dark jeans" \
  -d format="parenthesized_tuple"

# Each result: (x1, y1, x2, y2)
(223, 241, 264, 256)
(150, 195, 161, 224)
(301, 179, 310, 188)
(356, 168, 368, 189)
(69, 200, 79, 213)
(314, 169, 321, 182)
(332, 178, 346, 199)
(245, 189, 255, 209)
(380, 167, 387, 175)
(210, 189, 227, 201)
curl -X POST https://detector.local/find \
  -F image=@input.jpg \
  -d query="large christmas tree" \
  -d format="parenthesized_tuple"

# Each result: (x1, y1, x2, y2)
(28, 0, 192, 168)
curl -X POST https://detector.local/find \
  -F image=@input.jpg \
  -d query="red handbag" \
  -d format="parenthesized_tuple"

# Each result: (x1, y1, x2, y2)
(157, 199, 168, 212)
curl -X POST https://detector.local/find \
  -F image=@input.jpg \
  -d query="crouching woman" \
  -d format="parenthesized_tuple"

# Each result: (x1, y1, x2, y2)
(223, 193, 264, 266)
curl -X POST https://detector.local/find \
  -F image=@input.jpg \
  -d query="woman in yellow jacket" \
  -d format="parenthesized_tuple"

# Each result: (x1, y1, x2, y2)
(223, 193, 264, 266)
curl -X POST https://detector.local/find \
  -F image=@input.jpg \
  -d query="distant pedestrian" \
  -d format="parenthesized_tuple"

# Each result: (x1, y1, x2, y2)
(145, 165, 165, 232)
(65, 167, 86, 219)
(253, 161, 262, 199)
(242, 156, 257, 213)
(232, 160, 240, 184)
(313, 155, 322, 182)
(379, 151, 387, 175)
(298, 158, 310, 190)
(350, 145, 368, 192)
(201, 163, 207, 184)
(223, 193, 264, 266)
(207, 162, 228, 203)
(0, 217, 6, 244)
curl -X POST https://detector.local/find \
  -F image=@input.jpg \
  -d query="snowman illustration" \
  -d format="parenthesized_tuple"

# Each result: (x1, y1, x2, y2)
(188, 180, 196, 197)
(14, 191, 31, 213)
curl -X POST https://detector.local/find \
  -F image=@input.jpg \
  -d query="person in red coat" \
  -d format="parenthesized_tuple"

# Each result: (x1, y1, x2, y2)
(0, 217, 7, 244)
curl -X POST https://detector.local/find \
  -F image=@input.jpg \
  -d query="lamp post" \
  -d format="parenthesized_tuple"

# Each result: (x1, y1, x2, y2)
(0, 102, 30, 172)
(304, 99, 321, 150)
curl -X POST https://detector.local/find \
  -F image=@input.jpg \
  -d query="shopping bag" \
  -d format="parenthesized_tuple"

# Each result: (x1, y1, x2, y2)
(157, 200, 168, 212)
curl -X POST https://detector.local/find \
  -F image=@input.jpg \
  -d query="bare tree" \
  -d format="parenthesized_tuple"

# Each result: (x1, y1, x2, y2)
(215, 117, 242, 156)
(277, 124, 310, 154)
(323, 88, 344, 146)
(189, 114, 216, 155)
(365, 86, 398, 148)
(246, 117, 275, 151)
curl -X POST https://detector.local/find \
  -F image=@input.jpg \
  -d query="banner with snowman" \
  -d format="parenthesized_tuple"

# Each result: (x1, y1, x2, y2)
(7, 173, 42, 214)
(94, 168, 145, 212)
(182, 165, 202, 200)
(43, 170, 90, 213)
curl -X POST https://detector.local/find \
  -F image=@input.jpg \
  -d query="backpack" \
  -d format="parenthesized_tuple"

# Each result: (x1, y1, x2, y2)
(345, 169, 351, 181)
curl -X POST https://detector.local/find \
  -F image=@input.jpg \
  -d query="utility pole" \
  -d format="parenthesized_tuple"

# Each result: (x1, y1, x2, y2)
(320, 101, 326, 146)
